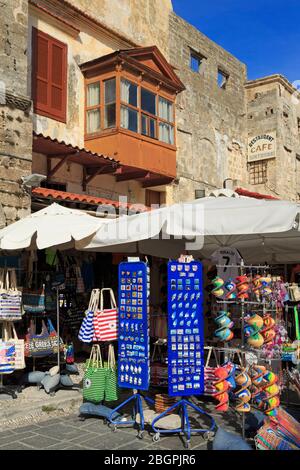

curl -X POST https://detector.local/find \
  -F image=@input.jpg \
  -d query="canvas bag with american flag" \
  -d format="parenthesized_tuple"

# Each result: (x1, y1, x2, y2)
(93, 288, 118, 342)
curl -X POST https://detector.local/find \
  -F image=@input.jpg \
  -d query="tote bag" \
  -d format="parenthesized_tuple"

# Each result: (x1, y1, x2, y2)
(0, 323, 15, 374)
(5, 322, 25, 370)
(203, 347, 218, 396)
(105, 344, 118, 402)
(93, 288, 118, 342)
(23, 285, 45, 314)
(83, 345, 107, 403)
(24, 319, 53, 358)
(0, 270, 23, 321)
(78, 289, 99, 343)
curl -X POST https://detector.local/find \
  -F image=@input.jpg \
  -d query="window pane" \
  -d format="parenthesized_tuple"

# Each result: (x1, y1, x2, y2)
(141, 88, 156, 115)
(149, 118, 156, 138)
(104, 78, 116, 104)
(141, 114, 147, 135)
(159, 97, 173, 122)
(87, 109, 100, 133)
(87, 82, 100, 107)
(104, 104, 116, 128)
(190, 54, 200, 72)
(159, 122, 174, 145)
(121, 105, 138, 132)
(121, 79, 137, 107)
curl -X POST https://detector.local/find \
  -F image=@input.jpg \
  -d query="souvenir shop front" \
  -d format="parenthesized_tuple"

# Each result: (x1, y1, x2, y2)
(0, 198, 300, 450)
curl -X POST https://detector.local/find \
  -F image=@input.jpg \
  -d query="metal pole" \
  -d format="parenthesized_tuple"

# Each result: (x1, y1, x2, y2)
(240, 259, 246, 440)
(56, 287, 60, 372)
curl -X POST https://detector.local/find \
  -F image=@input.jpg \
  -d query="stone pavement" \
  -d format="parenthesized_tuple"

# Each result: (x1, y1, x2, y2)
(0, 398, 248, 450)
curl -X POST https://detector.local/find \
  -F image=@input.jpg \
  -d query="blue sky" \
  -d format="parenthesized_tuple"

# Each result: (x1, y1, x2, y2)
(172, 0, 300, 84)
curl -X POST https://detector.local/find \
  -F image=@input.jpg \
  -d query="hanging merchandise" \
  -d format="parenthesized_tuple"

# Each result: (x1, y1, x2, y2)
(93, 288, 118, 342)
(260, 276, 272, 299)
(293, 306, 300, 341)
(213, 366, 230, 412)
(211, 276, 224, 298)
(252, 275, 262, 302)
(78, 289, 100, 343)
(118, 261, 150, 391)
(47, 318, 64, 353)
(261, 314, 276, 344)
(0, 340, 15, 374)
(0, 270, 23, 321)
(4, 322, 25, 370)
(65, 342, 74, 364)
(104, 344, 118, 402)
(236, 275, 250, 300)
(75, 266, 85, 294)
(214, 310, 234, 342)
(233, 367, 252, 413)
(22, 285, 45, 314)
(24, 319, 58, 358)
(252, 369, 280, 417)
(65, 265, 77, 293)
(203, 348, 218, 396)
(244, 313, 264, 348)
(250, 364, 267, 399)
(224, 279, 237, 300)
(168, 260, 204, 397)
(83, 344, 106, 403)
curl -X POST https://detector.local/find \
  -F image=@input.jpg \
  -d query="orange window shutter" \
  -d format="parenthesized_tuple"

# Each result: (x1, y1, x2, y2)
(32, 28, 67, 123)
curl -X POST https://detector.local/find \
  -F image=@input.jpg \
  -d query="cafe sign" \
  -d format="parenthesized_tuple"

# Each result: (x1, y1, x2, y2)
(248, 132, 276, 162)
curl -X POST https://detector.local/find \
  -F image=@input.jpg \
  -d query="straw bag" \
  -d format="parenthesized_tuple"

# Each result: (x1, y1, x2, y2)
(83, 345, 107, 403)
(93, 288, 118, 342)
(0, 270, 23, 321)
(104, 344, 118, 402)
(4, 322, 25, 370)
(78, 289, 99, 343)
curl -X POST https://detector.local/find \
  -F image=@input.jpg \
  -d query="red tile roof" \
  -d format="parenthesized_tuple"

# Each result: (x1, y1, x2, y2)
(235, 187, 279, 200)
(32, 187, 149, 212)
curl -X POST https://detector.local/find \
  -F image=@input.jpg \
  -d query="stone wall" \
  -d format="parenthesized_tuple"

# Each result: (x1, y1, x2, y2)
(168, 13, 248, 203)
(246, 76, 300, 200)
(0, 0, 32, 226)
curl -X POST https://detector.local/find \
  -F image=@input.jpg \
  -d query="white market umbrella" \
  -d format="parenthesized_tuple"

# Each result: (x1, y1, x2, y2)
(0, 203, 105, 250)
(0, 203, 107, 373)
(78, 196, 300, 263)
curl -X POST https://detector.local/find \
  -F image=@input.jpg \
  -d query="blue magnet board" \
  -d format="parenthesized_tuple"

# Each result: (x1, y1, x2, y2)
(168, 261, 204, 397)
(118, 261, 150, 391)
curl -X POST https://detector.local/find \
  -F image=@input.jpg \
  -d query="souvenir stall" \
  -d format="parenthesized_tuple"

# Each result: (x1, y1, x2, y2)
(75, 195, 300, 450)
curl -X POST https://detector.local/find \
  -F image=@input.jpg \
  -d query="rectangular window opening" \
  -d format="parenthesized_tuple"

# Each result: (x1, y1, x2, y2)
(190, 51, 205, 73)
(248, 161, 268, 185)
(218, 69, 229, 89)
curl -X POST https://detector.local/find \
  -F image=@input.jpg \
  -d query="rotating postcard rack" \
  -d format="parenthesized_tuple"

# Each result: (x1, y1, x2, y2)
(108, 260, 154, 438)
(152, 258, 215, 448)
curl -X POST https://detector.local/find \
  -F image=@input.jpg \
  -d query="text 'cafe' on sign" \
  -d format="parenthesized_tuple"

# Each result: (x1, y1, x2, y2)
(248, 131, 276, 162)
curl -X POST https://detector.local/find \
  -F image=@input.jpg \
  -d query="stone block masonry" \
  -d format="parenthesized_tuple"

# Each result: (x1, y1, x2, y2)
(0, 0, 32, 226)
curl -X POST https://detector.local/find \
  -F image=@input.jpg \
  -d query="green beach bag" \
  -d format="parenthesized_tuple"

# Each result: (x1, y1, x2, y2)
(105, 344, 119, 402)
(83, 345, 107, 403)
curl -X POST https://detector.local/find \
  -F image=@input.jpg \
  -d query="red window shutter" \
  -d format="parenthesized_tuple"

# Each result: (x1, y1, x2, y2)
(32, 28, 67, 123)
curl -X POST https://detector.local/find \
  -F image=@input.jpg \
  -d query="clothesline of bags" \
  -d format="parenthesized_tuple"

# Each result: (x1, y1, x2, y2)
(78, 288, 118, 343)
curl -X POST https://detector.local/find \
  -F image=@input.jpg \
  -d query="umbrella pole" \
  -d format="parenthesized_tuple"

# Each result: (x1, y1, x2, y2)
(56, 287, 60, 372)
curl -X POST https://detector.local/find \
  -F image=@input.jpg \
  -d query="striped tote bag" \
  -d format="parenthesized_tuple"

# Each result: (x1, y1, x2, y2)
(78, 289, 99, 343)
(0, 341, 15, 374)
(83, 345, 107, 403)
(105, 344, 118, 401)
(203, 347, 218, 396)
(93, 289, 118, 342)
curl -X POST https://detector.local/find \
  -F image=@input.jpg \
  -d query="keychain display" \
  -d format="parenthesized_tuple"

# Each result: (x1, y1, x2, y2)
(118, 261, 150, 391)
(167, 260, 204, 397)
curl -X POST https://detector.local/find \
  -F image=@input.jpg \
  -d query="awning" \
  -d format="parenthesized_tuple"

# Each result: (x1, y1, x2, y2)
(32, 187, 149, 214)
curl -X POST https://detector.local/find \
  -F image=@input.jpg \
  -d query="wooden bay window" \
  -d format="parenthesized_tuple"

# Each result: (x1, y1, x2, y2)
(85, 73, 175, 146)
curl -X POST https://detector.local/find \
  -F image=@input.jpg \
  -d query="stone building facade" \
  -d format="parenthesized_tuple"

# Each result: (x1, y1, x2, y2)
(245, 75, 300, 201)
(167, 13, 248, 203)
(1, 0, 300, 228)
(0, 0, 32, 226)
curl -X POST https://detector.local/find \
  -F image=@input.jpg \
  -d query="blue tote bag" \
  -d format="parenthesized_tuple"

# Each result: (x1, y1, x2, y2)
(78, 289, 99, 343)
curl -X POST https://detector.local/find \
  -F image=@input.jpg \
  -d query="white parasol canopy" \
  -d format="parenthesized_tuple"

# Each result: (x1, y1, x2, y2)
(0, 203, 106, 250)
(78, 196, 300, 263)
